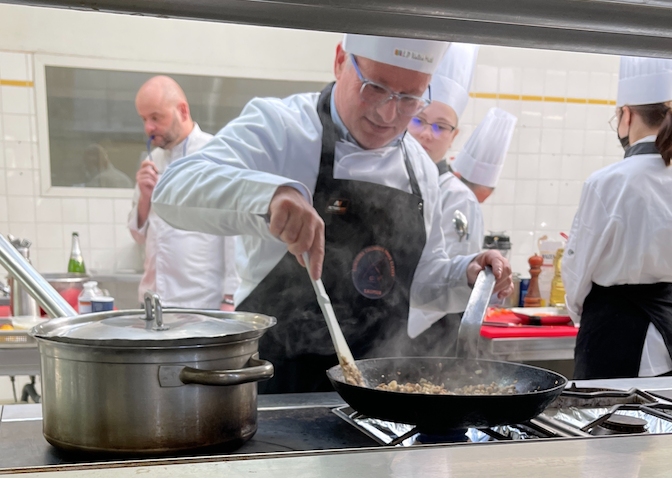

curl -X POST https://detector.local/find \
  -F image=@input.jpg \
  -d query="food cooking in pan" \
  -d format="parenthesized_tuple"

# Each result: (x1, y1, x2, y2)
(376, 378, 518, 396)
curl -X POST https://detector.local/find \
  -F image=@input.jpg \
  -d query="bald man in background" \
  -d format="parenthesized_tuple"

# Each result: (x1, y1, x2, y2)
(129, 75, 239, 309)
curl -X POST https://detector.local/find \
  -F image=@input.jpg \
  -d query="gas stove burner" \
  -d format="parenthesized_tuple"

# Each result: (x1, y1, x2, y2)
(564, 385, 620, 393)
(591, 414, 648, 436)
(416, 429, 469, 444)
(553, 384, 660, 408)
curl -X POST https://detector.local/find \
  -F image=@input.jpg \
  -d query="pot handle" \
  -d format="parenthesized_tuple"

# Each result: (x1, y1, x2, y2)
(159, 356, 274, 387)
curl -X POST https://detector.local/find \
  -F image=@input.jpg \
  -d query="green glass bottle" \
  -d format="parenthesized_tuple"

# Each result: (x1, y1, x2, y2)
(67, 232, 86, 273)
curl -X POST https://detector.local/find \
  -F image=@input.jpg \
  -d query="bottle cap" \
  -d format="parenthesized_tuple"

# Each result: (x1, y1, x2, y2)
(83, 281, 98, 288)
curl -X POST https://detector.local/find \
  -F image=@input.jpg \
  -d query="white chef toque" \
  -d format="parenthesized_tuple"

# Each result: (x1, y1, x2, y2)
(343, 34, 450, 75)
(617, 56, 672, 107)
(452, 108, 517, 188)
(428, 43, 479, 118)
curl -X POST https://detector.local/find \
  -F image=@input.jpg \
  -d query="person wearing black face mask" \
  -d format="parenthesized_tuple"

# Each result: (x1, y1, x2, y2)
(563, 56, 672, 380)
(614, 107, 632, 151)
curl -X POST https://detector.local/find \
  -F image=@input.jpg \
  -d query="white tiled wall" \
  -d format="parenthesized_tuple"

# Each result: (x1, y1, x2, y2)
(448, 48, 622, 274)
(0, 14, 623, 278)
(0, 51, 142, 275)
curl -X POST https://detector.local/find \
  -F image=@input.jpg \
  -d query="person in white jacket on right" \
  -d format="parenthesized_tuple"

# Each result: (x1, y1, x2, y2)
(564, 56, 672, 379)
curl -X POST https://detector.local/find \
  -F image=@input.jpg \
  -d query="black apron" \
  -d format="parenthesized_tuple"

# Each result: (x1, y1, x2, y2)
(238, 83, 427, 393)
(436, 159, 450, 176)
(401, 159, 462, 358)
(574, 141, 672, 379)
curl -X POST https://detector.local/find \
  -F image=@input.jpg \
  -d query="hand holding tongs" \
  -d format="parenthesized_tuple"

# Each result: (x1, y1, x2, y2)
(302, 252, 365, 387)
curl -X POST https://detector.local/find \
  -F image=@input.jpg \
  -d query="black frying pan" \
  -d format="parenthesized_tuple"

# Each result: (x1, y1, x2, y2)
(327, 357, 567, 433)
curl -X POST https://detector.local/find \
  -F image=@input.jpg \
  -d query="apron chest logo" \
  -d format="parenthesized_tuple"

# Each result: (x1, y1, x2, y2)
(351, 246, 396, 299)
(326, 198, 350, 215)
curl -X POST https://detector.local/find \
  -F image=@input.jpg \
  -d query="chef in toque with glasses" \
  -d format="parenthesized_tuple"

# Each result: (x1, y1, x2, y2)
(408, 44, 481, 257)
(406, 45, 517, 350)
(151, 36, 513, 394)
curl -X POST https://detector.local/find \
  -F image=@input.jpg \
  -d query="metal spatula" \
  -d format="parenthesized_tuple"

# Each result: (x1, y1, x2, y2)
(302, 252, 365, 387)
(456, 265, 496, 359)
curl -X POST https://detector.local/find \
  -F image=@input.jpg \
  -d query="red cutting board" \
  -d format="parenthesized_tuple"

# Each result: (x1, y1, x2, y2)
(481, 307, 578, 338)
(480, 325, 578, 339)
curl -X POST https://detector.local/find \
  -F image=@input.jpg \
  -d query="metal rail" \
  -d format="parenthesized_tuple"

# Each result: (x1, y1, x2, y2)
(2, 0, 672, 57)
(0, 235, 76, 319)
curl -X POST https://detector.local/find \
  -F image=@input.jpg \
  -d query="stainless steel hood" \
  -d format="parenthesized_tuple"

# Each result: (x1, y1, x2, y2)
(2, 0, 672, 58)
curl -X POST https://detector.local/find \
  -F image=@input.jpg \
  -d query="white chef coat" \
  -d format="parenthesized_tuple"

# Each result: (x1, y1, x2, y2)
(152, 90, 476, 335)
(128, 123, 240, 309)
(563, 136, 672, 376)
(438, 171, 484, 257)
(407, 169, 484, 337)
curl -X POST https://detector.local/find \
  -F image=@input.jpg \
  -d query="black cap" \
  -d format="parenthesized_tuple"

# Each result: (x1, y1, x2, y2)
(483, 232, 511, 251)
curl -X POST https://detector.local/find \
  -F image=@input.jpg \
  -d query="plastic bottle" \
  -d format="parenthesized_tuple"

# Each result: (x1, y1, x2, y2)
(78, 281, 102, 314)
(68, 232, 86, 273)
(549, 248, 566, 307)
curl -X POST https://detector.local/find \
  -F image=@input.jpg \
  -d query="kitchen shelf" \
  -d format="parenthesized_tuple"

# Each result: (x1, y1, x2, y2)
(3, 0, 672, 57)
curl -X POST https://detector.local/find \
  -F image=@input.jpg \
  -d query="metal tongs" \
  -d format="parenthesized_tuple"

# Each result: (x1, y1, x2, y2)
(456, 265, 496, 359)
(302, 252, 365, 387)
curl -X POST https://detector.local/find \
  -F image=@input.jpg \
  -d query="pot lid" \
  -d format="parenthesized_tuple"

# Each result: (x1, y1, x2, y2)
(31, 291, 276, 346)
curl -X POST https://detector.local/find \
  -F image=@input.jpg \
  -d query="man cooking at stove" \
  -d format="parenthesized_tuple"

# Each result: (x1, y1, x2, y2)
(564, 56, 672, 379)
(152, 36, 513, 393)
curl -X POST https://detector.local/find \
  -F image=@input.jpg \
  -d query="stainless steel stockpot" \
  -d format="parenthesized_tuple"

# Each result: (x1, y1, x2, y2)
(31, 292, 276, 454)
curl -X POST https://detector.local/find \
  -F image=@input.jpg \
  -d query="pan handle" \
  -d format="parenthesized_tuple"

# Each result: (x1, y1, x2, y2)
(456, 265, 496, 360)
(158, 355, 274, 387)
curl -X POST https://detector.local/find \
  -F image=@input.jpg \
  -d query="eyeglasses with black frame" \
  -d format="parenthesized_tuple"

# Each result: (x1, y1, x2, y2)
(349, 54, 431, 117)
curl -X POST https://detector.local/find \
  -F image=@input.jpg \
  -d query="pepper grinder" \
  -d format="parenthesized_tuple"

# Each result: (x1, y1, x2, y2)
(524, 254, 544, 308)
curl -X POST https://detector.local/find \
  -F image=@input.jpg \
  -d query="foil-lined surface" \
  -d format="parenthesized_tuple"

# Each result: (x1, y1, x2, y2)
(333, 398, 672, 446)
(545, 407, 672, 434)
(332, 407, 546, 446)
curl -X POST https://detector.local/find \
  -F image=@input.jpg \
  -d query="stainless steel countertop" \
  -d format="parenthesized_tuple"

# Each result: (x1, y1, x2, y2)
(3, 379, 672, 475)
(8, 432, 672, 477)
(483, 336, 576, 361)
(91, 274, 142, 283)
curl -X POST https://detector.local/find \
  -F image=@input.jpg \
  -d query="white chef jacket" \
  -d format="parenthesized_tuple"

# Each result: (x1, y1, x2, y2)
(563, 136, 672, 376)
(128, 123, 240, 309)
(407, 169, 484, 337)
(438, 172, 484, 257)
(152, 90, 476, 335)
